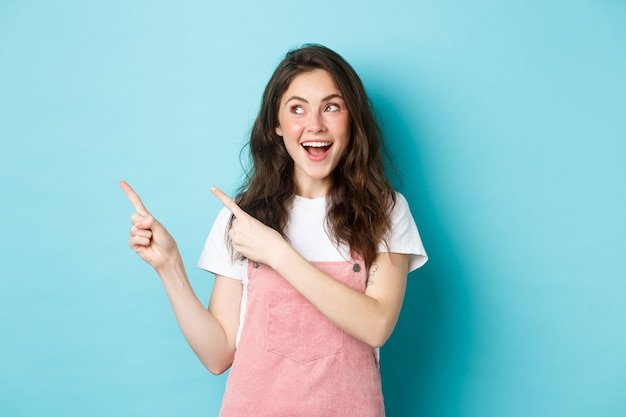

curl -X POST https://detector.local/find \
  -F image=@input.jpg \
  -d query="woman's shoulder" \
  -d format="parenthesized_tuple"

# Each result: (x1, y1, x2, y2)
(393, 191, 409, 204)
(390, 191, 413, 217)
(384, 191, 428, 270)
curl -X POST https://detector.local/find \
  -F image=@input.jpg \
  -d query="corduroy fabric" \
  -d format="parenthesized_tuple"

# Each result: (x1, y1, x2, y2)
(219, 258, 385, 417)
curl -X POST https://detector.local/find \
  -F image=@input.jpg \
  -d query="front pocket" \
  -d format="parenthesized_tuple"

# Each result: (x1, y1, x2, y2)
(265, 290, 343, 363)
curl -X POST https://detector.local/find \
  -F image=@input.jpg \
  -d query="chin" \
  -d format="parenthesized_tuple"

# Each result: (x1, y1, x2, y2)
(308, 170, 334, 181)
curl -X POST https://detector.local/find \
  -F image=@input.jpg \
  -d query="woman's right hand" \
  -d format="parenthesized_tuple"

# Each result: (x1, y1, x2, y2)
(120, 181, 179, 271)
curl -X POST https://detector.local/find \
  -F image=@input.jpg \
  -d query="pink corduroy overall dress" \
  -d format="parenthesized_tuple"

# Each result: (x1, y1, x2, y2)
(218, 258, 385, 417)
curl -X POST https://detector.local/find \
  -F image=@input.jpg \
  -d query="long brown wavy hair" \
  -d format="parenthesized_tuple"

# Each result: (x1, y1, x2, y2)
(230, 44, 396, 269)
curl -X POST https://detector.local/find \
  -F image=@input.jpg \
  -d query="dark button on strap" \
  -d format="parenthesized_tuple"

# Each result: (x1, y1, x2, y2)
(352, 263, 361, 272)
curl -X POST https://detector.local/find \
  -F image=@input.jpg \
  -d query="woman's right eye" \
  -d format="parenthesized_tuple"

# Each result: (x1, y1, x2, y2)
(290, 105, 304, 114)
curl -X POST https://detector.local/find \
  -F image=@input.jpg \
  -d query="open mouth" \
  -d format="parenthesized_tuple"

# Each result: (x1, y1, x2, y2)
(302, 141, 332, 157)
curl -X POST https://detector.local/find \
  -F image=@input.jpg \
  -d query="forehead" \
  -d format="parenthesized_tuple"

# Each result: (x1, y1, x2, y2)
(281, 69, 342, 100)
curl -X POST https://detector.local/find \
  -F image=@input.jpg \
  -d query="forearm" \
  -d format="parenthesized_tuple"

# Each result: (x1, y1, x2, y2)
(209, 186, 408, 348)
(155, 257, 235, 374)
(121, 182, 237, 373)
(270, 244, 407, 348)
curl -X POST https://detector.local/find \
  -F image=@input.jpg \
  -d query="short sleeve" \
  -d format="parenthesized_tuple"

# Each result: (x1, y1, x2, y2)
(379, 192, 428, 272)
(197, 207, 247, 280)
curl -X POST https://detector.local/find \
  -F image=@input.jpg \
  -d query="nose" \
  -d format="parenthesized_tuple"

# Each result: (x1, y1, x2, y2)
(307, 111, 326, 134)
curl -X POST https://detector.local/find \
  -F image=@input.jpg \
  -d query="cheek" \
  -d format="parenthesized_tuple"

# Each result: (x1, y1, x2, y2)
(333, 116, 352, 140)
(282, 121, 306, 138)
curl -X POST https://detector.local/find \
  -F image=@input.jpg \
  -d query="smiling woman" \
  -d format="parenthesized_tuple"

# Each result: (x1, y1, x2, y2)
(122, 44, 427, 417)
(276, 69, 351, 197)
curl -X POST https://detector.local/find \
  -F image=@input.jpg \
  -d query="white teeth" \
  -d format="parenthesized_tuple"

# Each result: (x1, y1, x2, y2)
(302, 141, 331, 147)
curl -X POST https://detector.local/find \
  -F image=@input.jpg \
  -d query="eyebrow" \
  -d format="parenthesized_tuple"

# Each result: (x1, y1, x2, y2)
(285, 93, 344, 104)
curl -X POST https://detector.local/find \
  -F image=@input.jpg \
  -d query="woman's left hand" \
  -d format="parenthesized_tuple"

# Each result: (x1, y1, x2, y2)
(211, 186, 287, 266)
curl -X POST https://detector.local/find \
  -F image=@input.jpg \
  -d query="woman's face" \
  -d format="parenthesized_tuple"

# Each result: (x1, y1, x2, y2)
(275, 69, 351, 198)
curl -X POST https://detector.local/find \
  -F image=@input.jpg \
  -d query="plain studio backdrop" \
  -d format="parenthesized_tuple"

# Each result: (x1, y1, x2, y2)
(1, 1, 625, 416)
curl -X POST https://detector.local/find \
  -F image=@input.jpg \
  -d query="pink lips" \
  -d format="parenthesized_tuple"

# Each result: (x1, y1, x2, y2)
(302, 141, 332, 162)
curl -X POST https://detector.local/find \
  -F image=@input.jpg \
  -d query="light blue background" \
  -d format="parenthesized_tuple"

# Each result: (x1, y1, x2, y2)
(1, 1, 625, 416)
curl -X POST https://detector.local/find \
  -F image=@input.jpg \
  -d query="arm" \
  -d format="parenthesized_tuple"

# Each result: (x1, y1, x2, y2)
(272, 247, 408, 348)
(156, 259, 241, 375)
(120, 181, 240, 374)
(212, 186, 409, 348)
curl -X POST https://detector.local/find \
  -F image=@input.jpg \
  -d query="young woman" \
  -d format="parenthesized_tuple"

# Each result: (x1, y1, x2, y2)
(121, 44, 427, 416)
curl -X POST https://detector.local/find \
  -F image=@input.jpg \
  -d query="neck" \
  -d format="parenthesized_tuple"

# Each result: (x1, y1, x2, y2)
(294, 176, 332, 199)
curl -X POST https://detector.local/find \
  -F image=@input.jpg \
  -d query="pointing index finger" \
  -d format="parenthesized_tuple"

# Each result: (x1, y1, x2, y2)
(119, 181, 150, 216)
(211, 186, 247, 218)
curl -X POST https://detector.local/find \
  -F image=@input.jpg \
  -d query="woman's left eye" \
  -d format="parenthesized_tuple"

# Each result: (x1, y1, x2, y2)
(325, 104, 340, 112)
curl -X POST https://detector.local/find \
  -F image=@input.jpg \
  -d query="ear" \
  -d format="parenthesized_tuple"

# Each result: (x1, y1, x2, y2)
(275, 125, 283, 137)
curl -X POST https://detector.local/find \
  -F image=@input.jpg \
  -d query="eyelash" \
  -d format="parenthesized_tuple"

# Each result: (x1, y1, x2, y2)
(289, 103, 341, 114)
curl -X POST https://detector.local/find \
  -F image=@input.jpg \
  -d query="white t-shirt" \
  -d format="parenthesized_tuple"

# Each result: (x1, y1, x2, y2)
(197, 192, 427, 343)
